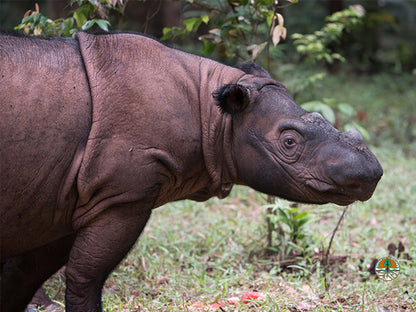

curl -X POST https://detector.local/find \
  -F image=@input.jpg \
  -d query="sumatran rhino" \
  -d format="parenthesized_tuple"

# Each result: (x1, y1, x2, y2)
(0, 32, 382, 311)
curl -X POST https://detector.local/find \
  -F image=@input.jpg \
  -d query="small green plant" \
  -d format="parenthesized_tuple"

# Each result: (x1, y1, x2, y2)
(264, 198, 314, 271)
(301, 98, 371, 141)
(292, 5, 365, 64)
(14, 0, 126, 37)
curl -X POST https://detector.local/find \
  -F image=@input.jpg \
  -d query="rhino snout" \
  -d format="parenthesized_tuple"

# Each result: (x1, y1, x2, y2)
(325, 148, 383, 202)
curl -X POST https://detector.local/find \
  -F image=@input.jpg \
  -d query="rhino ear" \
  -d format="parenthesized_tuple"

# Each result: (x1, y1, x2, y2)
(212, 84, 250, 115)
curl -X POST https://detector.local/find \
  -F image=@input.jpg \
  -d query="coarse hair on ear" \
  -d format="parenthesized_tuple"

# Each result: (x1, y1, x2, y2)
(212, 84, 250, 115)
(239, 61, 271, 78)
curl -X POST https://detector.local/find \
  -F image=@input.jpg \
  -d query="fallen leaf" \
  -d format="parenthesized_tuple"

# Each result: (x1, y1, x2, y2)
(209, 302, 223, 310)
(226, 297, 240, 305)
(241, 291, 264, 304)
(189, 301, 205, 311)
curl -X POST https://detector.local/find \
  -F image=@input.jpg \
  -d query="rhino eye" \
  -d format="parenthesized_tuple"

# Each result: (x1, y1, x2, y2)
(285, 138, 295, 147)
(277, 130, 303, 163)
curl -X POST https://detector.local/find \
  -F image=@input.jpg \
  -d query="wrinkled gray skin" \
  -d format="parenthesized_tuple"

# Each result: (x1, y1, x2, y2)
(0, 32, 382, 312)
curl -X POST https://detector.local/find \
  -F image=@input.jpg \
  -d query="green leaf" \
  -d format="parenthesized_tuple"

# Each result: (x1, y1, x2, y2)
(95, 19, 110, 31)
(81, 20, 95, 30)
(337, 103, 355, 117)
(202, 42, 216, 55)
(287, 207, 299, 214)
(63, 17, 74, 29)
(323, 98, 337, 106)
(277, 208, 291, 227)
(21, 15, 34, 24)
(183, 17, 201, 32)
(160, 27, 172, 40)
(201, 15, 209, 24)
(291, 33, 303, 39)
(301, 101, 336, 124)
(295, 218, 310, 229)
(332, 53, 346, 62)
(70, 28, 79, 36)
(266, 11, 274, 27)
(73, 10, 87, 28)
(344, 122, 371, 141)
(324, 53, 333, 64)
(293, 211, 309, 221)
(33, 13, 41, 24)
(61, 17, 75, 36)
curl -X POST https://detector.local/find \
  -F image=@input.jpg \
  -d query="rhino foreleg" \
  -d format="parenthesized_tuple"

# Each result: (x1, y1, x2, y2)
(65, 206, 151, 312)
(0, 235, 74, 312)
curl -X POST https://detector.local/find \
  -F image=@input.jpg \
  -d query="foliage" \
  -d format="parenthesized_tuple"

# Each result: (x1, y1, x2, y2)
(161, 14, 210, 41)
(292, 5, 365, 64)
(264, 198, 314, 273)
(14, 0, 126, 37)
(162, 0, 297, 63)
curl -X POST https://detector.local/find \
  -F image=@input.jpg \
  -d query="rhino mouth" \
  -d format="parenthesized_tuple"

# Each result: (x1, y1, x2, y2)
(305, 178, 372, 205)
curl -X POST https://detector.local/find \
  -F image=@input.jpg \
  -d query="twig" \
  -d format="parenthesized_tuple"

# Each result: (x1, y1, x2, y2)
(117, 0, 129, 30)
(143, 0, 162, 34)
(323, 205, 349, 291)
(266, 195, 275, 249)
(266, 3, 279, 73)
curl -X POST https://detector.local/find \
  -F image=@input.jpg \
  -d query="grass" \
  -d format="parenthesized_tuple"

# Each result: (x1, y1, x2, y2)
(40, 72, 415, 311)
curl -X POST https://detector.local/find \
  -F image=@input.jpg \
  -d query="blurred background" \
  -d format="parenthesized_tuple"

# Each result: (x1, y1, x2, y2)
(1, 1, 415, 310)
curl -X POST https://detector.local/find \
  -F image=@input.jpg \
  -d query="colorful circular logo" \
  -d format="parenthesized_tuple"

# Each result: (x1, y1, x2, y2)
(375, 256, 400, 281)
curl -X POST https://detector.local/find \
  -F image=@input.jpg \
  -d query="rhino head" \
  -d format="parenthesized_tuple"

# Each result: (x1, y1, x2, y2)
(213, 64, 383, 206)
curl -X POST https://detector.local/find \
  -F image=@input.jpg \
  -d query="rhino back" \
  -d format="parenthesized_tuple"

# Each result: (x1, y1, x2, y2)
(0, 34, 91, 257)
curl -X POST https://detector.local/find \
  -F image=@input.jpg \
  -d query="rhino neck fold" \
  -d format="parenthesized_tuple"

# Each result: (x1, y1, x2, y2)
(201, 92, 239, 199)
